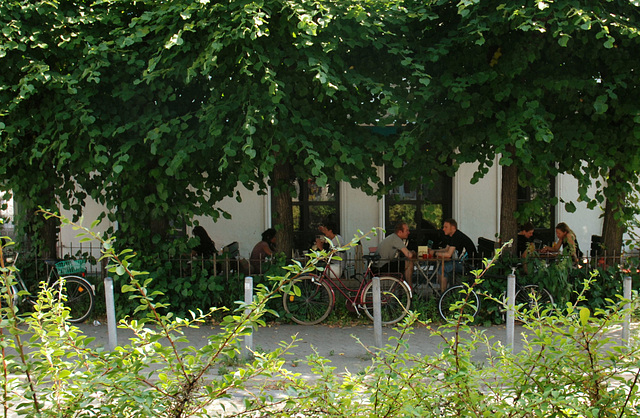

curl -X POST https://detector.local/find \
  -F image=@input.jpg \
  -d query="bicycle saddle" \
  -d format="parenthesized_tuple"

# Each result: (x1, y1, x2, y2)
(363, 254, 381, 262)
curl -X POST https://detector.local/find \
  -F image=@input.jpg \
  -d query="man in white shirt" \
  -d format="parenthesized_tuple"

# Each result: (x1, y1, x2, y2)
(316, 221, 345, 279)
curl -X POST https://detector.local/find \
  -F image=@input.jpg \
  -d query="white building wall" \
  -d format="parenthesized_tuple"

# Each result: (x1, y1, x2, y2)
(192, 187, 268, 259)
(55, 167, 610, 258)
(455, 161, 501, 245)
(59, 200, 114, 257)
(556, 173, 603, 255)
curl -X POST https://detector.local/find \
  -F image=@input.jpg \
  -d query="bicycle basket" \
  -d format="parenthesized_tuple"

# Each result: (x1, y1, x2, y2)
(55, 259, 86, 275)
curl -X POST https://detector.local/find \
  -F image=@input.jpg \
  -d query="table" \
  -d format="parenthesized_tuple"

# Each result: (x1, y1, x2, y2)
(413, 257, 444, 299)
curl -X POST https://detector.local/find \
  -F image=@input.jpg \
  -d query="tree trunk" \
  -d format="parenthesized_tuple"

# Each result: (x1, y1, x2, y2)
(500, 147, 518, 256)
(271, 162, 294, 259)
(15, 189, 59, 259)
(601, 166, 625, 264)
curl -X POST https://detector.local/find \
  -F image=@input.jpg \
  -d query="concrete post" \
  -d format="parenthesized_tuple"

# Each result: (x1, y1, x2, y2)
(242, 276, 254, 360)
(506, 271, 516, 349)
(623, 275, 632, 346)
(372, 276, 383, 349)
(104, 276, 118, 351)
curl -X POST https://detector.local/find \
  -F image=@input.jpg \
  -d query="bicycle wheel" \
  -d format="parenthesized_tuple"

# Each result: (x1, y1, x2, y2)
(438, 285, 480, 323)
(513, 285, 554, 320)
(361, 277, 411, 325)
(53, 276, 95, 323)
(283, 275, 333, 325)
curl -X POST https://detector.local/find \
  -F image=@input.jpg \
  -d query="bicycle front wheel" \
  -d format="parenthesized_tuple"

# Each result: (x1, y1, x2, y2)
(283, 275, 333, 325)
(439, 285, 479, 323)
(514, 285, 554, 320)
(361, 277, 411, 325)
(53, 276, 95, 323)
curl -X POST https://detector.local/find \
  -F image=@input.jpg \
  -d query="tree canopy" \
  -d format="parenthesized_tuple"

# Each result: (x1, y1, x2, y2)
(2, 0, 640, 257)
(391, 0, 640, 251)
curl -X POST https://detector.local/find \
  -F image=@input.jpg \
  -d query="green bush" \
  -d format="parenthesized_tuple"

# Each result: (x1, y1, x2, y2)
(2, 215, 640, 417)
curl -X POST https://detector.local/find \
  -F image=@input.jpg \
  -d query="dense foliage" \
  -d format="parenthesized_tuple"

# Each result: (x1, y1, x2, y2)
(2, 1, 640, 258)
(2, 216, 640, 417)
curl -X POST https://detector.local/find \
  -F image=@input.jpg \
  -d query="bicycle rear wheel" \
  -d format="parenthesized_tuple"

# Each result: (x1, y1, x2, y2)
(283, 275, 333, 325)
(438, 285, 480, 323)
(514, 285, 554, 320)
(361, 277, 411, 325)
(53, 276, 95, 323)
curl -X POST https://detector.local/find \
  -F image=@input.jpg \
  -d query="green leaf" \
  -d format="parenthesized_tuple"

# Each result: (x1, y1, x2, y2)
(565, 201, 577, 213)
(579, 307, 590, 326)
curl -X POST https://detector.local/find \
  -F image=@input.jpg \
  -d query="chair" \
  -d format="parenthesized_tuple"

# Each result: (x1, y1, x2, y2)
(477, 237, 497, 259)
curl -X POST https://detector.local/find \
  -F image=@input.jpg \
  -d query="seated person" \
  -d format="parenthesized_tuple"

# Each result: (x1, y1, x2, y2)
(191, 226, 218, 258)
(250, 228, 276, 273)
(517, 222, 535, 258)
(541, 222, 582, 265)
(313, 221, 345, 279)
(373, 222, 415, 288)
(429, 218, 477, 291)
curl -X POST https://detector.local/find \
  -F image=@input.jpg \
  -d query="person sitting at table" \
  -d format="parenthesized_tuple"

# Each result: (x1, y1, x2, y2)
(540, 222, 582, 265)
(517, 222, 535, 258)
(429, 218, 477, 291)
(374, 222, 416, 288)
(313, 221, 345, 279)
(250, 228, 277, 273)
(191, 226, 218, 258)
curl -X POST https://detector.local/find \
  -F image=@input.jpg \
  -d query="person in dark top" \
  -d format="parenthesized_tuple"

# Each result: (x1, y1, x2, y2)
(429, 218, 477, 290)
(517, 222, 535, 257)
(191, 226, 218, 258)
(250, 228, 277, 273)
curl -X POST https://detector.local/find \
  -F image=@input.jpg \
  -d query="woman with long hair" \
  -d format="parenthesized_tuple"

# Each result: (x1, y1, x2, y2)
(541, 222, 582, 264)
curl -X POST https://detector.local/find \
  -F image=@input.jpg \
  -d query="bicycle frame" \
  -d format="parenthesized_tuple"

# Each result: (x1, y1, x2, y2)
(308, 258, 371, 317)
(2, 253, 96, 323)
(311, 254, 411, 317)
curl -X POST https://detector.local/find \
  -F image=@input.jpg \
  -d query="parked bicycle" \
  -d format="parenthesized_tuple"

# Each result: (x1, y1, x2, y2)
(283, 253, 412, 325)
(438, 263, 554, 323)
(1, 253, 95, 323)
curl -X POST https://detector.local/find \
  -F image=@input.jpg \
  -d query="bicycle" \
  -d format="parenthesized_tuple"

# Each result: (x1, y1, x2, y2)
(438, 263, 554, 323)
(282, 253, 412, 325)
(2, 253, 96, 323)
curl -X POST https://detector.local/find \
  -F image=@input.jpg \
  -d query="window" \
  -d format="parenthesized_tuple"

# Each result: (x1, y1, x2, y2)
(517, 177, 556, 229)
(517, 176, 556, 245)
(385, 174, 452, 249)
(292, 178, 340, 251)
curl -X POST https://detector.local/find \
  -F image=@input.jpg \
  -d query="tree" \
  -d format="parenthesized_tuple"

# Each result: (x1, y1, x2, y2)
(393, 1, 640, 254)
(94, 0, 412, 257)
(0, 1, 105, 257)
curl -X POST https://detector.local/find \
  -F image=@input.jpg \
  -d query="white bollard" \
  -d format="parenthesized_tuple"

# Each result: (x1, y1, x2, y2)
(506, 271, 516, 349)
(242, 276, 254, 360)
(104, 276, 118, 351)
(623, 275, 632, 346)
(372, 276, 383, 349)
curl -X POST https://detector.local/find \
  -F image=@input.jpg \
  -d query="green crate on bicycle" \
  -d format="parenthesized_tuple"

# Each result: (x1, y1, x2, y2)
(55, 259, 86, 275)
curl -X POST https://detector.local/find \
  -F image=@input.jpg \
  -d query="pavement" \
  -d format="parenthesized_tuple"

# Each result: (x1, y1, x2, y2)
(74, 321, 534, 377)
(3, 320, 633, 416)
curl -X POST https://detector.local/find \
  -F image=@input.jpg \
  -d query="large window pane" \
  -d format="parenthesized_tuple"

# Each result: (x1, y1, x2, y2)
(288, 178, 340, 251)
(385, 172, 452, 250)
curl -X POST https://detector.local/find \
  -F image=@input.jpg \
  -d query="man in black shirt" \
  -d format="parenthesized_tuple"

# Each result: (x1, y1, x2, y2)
(429, 219, 477, 290)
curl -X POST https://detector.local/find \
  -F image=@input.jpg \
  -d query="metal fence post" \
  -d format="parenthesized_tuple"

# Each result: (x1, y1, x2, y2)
(506, 270, 516, 349)
(372, 276, 383, 349)
(242, 276, 254, 360)
(104, 276, 118, 351)
(623, 275, 632, 346)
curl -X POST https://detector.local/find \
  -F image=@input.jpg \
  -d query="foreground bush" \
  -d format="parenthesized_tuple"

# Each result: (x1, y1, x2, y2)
(1, 214, 639, 417)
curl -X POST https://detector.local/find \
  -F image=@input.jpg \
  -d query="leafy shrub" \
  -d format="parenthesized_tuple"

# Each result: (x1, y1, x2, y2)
(2, 215, 640, 417)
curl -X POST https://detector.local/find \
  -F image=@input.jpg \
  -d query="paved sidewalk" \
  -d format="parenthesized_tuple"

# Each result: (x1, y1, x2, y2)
(76, 322, 536, 377)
